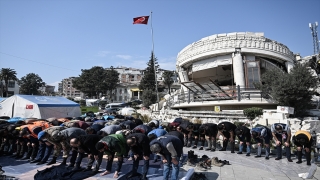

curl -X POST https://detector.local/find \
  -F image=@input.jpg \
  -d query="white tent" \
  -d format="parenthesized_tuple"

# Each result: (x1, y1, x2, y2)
(0, 95, 81, 119)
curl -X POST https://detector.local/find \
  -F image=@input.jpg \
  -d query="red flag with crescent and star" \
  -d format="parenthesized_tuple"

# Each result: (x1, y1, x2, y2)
(133, 16, 149, 25)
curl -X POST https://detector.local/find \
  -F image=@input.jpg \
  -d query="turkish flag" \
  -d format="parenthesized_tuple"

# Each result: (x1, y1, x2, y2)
(26, 105, 33, 109)
(133, 16, 149, 25)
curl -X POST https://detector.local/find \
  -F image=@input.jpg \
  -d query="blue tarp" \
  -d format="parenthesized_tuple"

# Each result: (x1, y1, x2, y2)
(17, 95, 79, 107)
(7, 117, 26, 123)
(0, 97, 7, 102)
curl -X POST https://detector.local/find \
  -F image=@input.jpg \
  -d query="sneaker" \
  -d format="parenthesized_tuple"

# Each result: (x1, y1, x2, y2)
(255, 155, 261, 158)
(237, 152, 243, 154)
(199, 147, 203, 150)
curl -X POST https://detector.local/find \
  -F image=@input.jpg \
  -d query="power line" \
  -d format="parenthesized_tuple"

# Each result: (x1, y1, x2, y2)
(0, 52, 79, 72)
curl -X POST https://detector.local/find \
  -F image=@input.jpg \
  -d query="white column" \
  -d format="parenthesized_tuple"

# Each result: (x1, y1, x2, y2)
(285, 62, 294, 73)
(232, 49, 246, 88)
(138, 91, 140, 99)
(178, 71, 189, 92)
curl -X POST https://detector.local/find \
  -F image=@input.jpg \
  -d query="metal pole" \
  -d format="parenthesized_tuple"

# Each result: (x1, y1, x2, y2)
(150, 11, 160, 104)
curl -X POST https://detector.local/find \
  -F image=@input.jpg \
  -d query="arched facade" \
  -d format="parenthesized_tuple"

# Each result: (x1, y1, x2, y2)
(172, 32, 296, 110)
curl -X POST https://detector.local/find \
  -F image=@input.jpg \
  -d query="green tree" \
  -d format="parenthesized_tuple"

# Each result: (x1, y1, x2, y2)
(243, 107, 263, 120)
(162, 71, 174, 95)
(141, 89, 157, 107)
(258, 63, 318, 117)
(105, 66, 120, 101)
(0, 68, 18, 97)
(19, 73, 45, 95)
(139, 52, 159, 91)
(72, 66, 119, 99)
(139, 52, 159, 105)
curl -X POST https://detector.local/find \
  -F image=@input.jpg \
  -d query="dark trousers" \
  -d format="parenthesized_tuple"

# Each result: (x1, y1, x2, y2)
(275, 134, 291, 159)
(35, 142, 53, 162)
(106, 153, 123, 172)
(87, 152, 103, 168)
(131, 153, 149, 176)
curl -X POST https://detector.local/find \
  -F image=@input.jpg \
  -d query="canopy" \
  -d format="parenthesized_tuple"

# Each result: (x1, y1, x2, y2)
(0, 95, 81, 119)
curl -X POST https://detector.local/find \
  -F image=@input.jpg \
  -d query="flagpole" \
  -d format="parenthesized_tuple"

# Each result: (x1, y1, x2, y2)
(150, 11, 160, 105)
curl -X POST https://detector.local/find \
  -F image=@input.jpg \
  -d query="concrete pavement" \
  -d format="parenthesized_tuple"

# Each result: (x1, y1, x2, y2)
(1, 146, 319, 180)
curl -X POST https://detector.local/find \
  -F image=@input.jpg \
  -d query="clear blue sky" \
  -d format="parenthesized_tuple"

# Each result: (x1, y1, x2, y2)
(1, 0, 319, 90)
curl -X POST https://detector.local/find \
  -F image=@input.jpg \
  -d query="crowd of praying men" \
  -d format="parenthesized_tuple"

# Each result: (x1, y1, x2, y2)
(0, 114, 315, 180)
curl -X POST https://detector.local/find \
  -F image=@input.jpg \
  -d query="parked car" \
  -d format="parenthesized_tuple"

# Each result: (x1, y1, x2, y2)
(103, 107, 121, 114)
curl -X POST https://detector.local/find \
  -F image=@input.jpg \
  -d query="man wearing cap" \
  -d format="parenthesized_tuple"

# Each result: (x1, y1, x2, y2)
(217, 122, 237, 153)
(95, 134, 128, 178)
(271, 123, 292, 162)
(235, 125, 252, 156)
(126, 133, 151, 180)
(250, 126, 272, 159)
(149, 135, 183, 180)
(69, 134, 104, 172)
(292, 130, 313, 165)
(36, 126, 68, 165)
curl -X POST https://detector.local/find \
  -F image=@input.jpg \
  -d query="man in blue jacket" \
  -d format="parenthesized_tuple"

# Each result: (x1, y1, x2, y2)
(149, 135, 183, 180)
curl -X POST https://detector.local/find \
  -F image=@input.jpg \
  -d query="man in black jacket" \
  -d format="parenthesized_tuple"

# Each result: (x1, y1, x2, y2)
(235, 126, 252, 156)
(70, 134, 104, 172)
(199, 123, 217, 151)
(217, 122, 237, 153)
(126, 133, 151, 180)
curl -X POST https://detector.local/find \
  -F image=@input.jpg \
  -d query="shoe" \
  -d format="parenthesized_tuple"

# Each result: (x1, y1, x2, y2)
(275, 157, 281, 160)
(199, 147, 203, 150)
(210, 149, 215, 152)
(296, 160, 302, 164)
(205, 148, 211, 151)
(30, 159, 41, 164)
(246, 153, 250, 156)
(141, 174, 148, 180)
(192, 146, 197, 149)
(72, 165, 81, 171)
(287, 159, 293, 162)
(92, 168, 99, 173)
(219, 148, 226, 151)
(127, 172, 141, 178)
(47, 158, 57, 165)
(231, 151, 235, 153)
(237, 152, 243, 154)
(255, 155, 261, 158)
(82, 167, 92, 172)
(307, 162, 311, 166)
(265, 156, 269, 160)
(21, 156, 30, 160)
(36, 161, 46, 165)
(223, 160, 231, 165)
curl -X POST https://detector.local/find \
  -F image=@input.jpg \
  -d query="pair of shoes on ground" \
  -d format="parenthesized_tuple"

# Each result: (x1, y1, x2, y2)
(237, 152, 250, 156)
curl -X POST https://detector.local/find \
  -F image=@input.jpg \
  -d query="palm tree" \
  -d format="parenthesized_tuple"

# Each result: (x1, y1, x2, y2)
(0, 68, 18, 97)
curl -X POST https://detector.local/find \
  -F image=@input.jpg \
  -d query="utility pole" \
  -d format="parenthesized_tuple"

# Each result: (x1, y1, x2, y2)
(309, 22, 320, 65)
